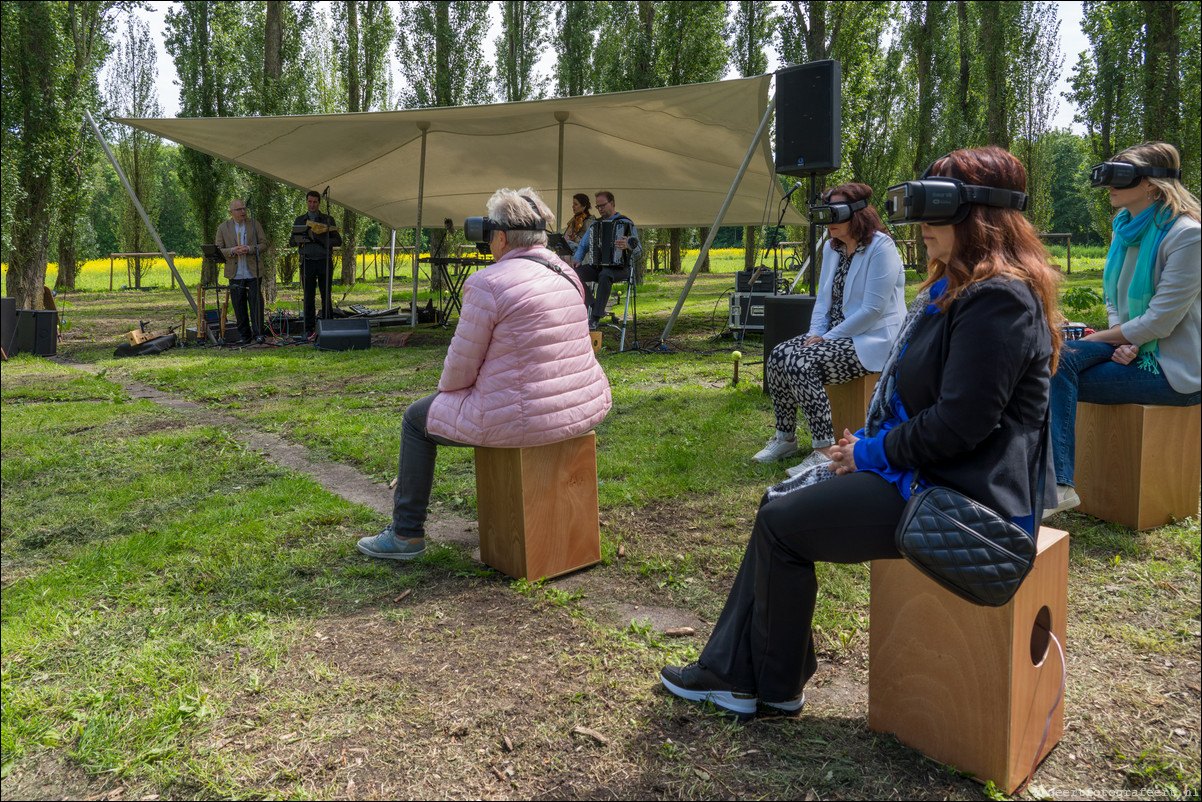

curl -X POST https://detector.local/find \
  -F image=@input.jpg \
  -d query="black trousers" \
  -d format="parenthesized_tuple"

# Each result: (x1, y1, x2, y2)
(302, 258, 333, 335)
(228, 278, 263, 341)
(699, 471, 905, 702)
(573, 263, 630, 322)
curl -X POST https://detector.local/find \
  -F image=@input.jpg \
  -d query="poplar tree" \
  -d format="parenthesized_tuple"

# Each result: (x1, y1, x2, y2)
(730, 0, 777, 270)
(106, 14, 164, 290)
(496, 0, 551, 102)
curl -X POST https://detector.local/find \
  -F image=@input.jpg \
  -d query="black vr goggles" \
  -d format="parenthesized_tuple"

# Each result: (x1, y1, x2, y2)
(1088, 161, 1182, 189)
(464, 195, 547, 242)
(809, 197, 868, 224)
(463, 215, 547, 242)
(885, 159, 1028, 226)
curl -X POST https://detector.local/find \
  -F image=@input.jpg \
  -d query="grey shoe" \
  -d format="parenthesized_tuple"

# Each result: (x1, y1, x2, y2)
(357, 525, 427, 560)
(1042, 484, 1081, 520)
(753, 434, 799, 463)
(660, 662, 757, 720)
(787, 451, 832, 477)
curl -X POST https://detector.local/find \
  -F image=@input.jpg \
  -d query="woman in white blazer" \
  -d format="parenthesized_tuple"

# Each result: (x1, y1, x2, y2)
(753, 183, 906, 473)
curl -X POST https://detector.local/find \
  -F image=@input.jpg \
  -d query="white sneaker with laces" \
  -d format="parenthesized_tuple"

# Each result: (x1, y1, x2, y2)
(787, 451, 833, 477)
(752, 434, 798, 463)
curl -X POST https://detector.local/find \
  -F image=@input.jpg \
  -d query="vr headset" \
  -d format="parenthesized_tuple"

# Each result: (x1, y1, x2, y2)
(809, 197, 867, 224)
(463, 215, 546, 242)
(464, 195, 547, 242)
(1088, 161, 1182, 189)
(885, 159, 1028, 226)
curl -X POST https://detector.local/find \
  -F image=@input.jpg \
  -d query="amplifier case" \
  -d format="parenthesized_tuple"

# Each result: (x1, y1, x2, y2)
(729, 293, 769, 332)
(736, 270, 776, 294)
(316, 318, 371, 351)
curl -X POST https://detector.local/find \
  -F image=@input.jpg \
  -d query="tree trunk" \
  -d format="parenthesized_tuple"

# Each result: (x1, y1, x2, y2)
(1142, 0, 1180, 144)
(697, 227, 710, 273)
(979, 1, 1009, 148)
(743, 226, 757, 271)
(669, 228, 682, 274)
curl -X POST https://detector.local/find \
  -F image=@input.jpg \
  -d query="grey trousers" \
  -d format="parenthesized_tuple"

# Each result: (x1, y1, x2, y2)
(391, 393, 469, 537)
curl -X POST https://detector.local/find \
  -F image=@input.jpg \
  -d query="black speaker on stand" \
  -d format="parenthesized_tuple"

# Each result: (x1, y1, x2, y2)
(775, 59, 842, 297)
(762, 295, 817, 389)
(775, 60, 842, 177)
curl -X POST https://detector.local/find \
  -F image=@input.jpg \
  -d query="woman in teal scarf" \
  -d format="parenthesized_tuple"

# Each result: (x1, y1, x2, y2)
(1045, 142, 1201, 518)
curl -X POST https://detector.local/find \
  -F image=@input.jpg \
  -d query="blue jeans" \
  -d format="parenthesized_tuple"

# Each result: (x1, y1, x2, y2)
(1050, 340, 1201, 486)
(391, 393, 469, 537)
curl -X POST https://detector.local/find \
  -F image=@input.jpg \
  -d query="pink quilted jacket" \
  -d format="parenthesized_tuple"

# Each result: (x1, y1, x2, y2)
(426, 246, 612, 447)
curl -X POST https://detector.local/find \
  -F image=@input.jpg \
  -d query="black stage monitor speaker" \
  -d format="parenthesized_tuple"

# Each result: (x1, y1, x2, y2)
(16, 309, 58, 357)
(775, 60, 842, 177)
(763, 295, 816, 387)
(316, 318, 371, 351)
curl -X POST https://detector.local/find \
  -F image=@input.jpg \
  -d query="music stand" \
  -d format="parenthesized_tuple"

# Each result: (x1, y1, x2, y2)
(547, 234, 574, 261)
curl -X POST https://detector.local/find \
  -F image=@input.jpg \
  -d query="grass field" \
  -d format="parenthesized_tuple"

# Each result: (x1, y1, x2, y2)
(4, 246, 1196, 800)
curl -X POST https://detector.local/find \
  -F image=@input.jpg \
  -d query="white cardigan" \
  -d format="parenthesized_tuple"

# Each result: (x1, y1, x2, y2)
(807, 230, 906, 372)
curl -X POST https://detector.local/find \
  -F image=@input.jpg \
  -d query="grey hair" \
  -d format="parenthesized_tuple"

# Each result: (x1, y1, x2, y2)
(485, 187, 553, 249)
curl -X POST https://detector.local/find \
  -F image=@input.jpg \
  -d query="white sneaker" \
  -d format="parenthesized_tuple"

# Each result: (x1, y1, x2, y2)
(753, 434, 798, 463)
(1042, 484, 1081, 520)
(787, 451, 832, 477)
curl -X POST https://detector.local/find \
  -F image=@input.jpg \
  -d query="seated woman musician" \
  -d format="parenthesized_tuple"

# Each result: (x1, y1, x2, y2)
(753, 183, 906, 475)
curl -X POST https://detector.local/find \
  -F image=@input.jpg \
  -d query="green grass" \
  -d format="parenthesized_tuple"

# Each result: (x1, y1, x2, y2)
(3, 253, 1196, 799)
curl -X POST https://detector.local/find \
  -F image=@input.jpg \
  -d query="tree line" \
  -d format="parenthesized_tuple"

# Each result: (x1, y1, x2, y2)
(2, 1, 1198, 309)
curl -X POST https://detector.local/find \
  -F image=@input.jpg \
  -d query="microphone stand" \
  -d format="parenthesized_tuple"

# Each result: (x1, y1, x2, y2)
(246, 201, 266, 343)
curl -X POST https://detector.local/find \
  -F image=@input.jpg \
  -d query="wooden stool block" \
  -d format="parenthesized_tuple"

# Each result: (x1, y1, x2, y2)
(868, 526, 1069, 794)
(824, 373, 879, 439)
(1074, 403, 1201, 530)
(474, 432, 601, 581)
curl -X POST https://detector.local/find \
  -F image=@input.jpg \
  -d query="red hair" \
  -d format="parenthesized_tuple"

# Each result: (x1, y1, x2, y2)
(923, 147, 1062, 371)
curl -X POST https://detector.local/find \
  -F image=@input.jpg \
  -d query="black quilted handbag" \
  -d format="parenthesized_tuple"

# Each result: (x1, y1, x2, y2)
(894, 417, 1049, 607)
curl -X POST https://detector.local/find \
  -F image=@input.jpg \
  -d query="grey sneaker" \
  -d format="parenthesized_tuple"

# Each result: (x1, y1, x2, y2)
(660, 662, 757, 720)
(787, 451, 833, 477)
(1042, 484, 1081, 520)
(761, 692, 806, 715)
(357, 525, 427, 560)
(753, 434, 799, 463)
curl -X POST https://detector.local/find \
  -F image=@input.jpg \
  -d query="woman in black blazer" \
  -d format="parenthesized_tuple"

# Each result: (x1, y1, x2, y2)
(660, 147, 1062, 719)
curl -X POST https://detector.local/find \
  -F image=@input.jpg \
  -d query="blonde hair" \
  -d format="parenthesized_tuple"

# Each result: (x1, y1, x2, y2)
(485, 187, 553, 249)
(1114, 141, 1201, 222)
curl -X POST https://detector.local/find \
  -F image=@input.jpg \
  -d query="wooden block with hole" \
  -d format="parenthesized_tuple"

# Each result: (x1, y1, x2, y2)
(474, 432, 601, 581)
(1073, 402, 1201, 530)
(824, 373, 879, 438)
(868, 526, 1069, 795)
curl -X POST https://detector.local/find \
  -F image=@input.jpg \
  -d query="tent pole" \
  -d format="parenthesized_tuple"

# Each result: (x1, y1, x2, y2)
(555, 111, 568, 224)
(388, 228, 396, 308)
(658, 94, 776, 346)
(86, 111, 203, 324)
(413, 122, 430, 330)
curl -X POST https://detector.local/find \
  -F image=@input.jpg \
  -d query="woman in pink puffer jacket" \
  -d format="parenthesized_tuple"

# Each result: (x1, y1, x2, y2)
(358, 188, 612, 561)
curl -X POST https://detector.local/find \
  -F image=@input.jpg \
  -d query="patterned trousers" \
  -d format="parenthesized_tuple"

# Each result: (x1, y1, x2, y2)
(765, 336, 869, 449)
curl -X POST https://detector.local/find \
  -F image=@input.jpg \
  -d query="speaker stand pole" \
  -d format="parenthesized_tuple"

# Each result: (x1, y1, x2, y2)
(808, 173, 819, 296)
